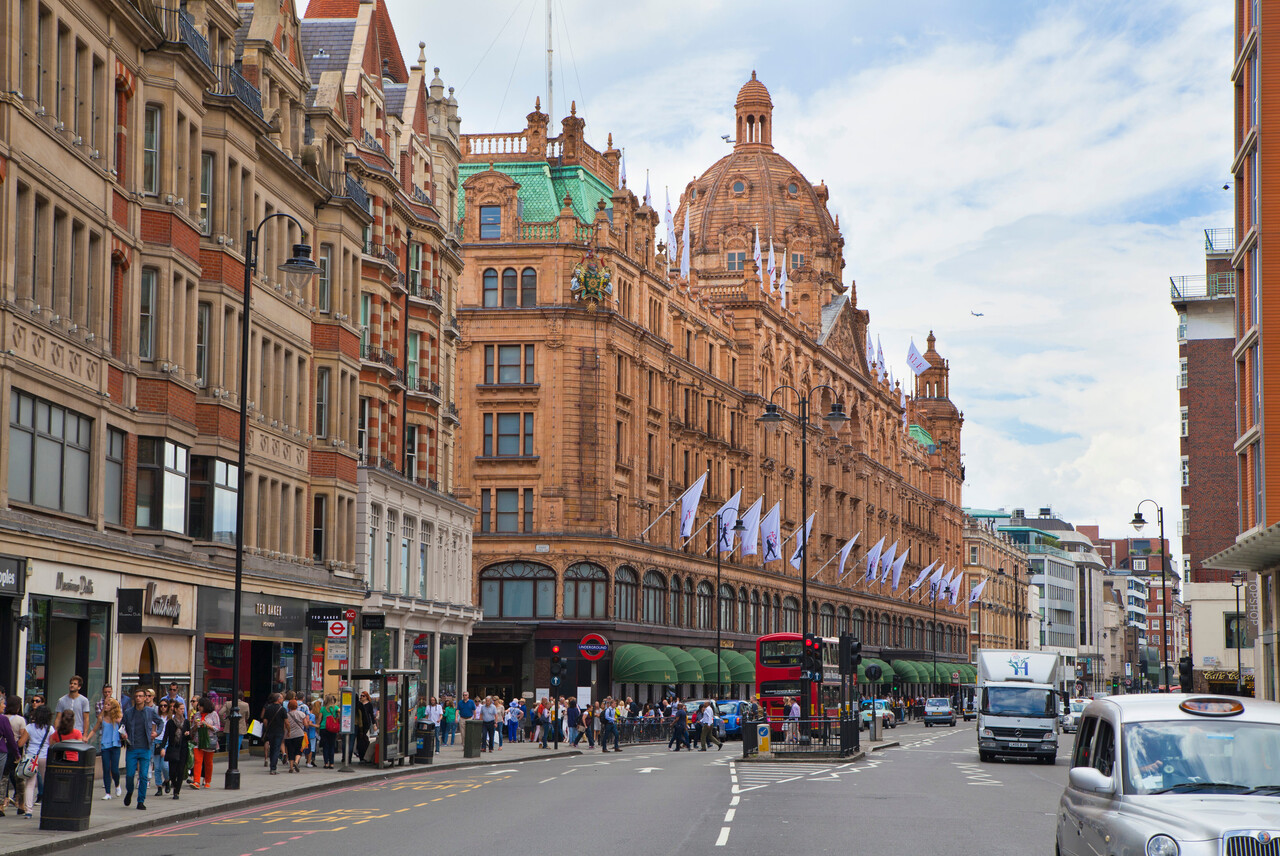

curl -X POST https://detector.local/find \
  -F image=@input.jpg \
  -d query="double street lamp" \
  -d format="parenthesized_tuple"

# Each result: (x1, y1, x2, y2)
(758, 384, 848, 738)
(1130, 501, 1167, 691)
(225, 215, 317, 790)
(1232, 570, 1246, 695)
(715, 512, 746, 696)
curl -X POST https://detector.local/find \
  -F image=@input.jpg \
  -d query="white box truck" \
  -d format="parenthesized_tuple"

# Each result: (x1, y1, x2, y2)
(975, 650, 1063, 764)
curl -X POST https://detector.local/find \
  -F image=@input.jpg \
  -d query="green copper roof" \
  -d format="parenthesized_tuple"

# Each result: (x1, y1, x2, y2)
(908, 425, 935, 447)
(458, 160, 615, 225)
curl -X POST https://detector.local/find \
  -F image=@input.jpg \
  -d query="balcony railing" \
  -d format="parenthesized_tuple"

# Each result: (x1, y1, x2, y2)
(444, 315, 460, 336)
(210, 64, 263, 118)
(1204, 228, 1235, 255)
(1170, 273, 1236, 301)
(157, 6, 213, 70)
(381, 246, 399, 269)
(361, 130, 385, 155)
(411, 377, 441, 398)
(330, 171, 370, 211)
(408, 282, 443, 308)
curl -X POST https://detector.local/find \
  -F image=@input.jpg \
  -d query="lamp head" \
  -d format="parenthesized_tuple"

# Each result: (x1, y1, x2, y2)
(279, 243, 319, 290)
(823, 400, 849, 427)
(1130, 511, 1147, 532)
(1232, 570, 1246, 586)
(732, 518, 746, 533)
(757, 402, 783, 432)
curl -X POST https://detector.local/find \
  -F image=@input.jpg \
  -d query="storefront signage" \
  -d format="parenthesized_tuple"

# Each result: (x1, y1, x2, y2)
(144, 582, 181, 622)
(196, 587, 307, 637)
(327, 620, 349, 638)
(578, 633, 609, 661)
(117, 589, 144, 634)
(306, 607, 345, 628)
(0, 556, 24, 597)
(362, 613, 386, 630)
(55, 571, 95, 595)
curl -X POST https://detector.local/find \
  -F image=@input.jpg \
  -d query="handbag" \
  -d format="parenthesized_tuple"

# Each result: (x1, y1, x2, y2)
(20, 728, 48, 778)
(324, 711, 340, 733)
(247, 719, 264, 739)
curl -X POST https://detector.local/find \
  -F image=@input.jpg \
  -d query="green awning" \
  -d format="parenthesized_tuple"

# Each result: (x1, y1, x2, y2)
(891, 660, 923, 683)
(959, 664, 977, 683)
(658, 646, 704, 684)
(858, 658, 895, 684)
(718, 649, 755, 684)
(612, 644, 678, 684)
(685, 648, 722, 683)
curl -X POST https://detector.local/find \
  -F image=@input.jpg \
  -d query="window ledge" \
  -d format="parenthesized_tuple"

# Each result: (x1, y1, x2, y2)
(474, 455, 540, 463)
(476, 383, 540, 391)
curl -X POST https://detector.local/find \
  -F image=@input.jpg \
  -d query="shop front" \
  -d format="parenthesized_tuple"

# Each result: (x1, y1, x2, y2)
(116, 579, 197, 699)
(0, 555, 24, 695)
(22, 562, 114, 707)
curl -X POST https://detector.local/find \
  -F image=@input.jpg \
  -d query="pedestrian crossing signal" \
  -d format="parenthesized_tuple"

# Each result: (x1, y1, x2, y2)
(550, 641, 564, 686)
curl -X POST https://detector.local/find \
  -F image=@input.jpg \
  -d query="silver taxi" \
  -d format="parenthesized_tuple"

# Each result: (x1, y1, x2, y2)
(1057, 694, 1280, 856)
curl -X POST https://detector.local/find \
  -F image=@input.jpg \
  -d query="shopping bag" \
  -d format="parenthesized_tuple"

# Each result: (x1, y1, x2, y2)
(247, 719, 264, 739)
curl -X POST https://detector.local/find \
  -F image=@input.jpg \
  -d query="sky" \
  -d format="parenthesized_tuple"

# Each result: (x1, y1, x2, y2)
(383, 0, 1234, 562)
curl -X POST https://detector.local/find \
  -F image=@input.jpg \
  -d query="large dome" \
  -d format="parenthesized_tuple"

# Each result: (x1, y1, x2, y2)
(675, 73, 844, 289)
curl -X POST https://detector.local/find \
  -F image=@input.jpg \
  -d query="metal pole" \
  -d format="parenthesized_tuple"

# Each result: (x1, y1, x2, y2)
(1234, 575, 1244, 695)
(932, 587, 938, 695)
(224, 228, 255, 791)
(799, 395, 810, 741)
(716, 508, 722, 698)
(1159, 506, 1168, 691)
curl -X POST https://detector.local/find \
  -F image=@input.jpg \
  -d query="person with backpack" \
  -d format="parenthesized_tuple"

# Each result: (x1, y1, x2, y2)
(261, 693, 287, 774)
(318, 694, 340, 769)
(161, 701, 191, 799)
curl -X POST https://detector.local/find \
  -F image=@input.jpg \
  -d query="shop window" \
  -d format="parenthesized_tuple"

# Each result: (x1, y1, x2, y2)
(564, 562, 608, 619)
(478, 561, 555, 618)
(8, 389, 92, 516)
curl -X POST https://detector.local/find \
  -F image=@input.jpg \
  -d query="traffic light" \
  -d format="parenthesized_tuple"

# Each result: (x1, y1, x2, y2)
(812, 637, 825, 683)
(550, 641, 564, 686)
(802, 633, 818, 677)
(1178, 656, 1193, 693)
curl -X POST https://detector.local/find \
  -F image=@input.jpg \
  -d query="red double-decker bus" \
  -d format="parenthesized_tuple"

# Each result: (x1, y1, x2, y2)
(754, 632, 842, 724)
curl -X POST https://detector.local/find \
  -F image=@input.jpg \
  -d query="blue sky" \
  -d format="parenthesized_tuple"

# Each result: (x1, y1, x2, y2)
(384, 0, 1234, 559)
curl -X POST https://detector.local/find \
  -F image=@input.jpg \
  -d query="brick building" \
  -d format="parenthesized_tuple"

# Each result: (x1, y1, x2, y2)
(0, 0, 474, 715)
(454, 74, 967, 703)
(962, 512, 1032, 655)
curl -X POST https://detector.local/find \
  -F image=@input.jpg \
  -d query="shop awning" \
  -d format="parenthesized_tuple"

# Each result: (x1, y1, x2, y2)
(612, 644, 678, 684)
(718, 649, 755, 685)
(959, 664, 978, 683)
(685, 648, 722, 682)
(890, 660, 923, 683)
(658, 646, 704, 684)
(858, 658, 895, 684)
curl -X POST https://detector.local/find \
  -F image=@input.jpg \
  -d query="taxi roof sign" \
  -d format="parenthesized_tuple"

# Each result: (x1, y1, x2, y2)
(1179, 697, 1245, 717)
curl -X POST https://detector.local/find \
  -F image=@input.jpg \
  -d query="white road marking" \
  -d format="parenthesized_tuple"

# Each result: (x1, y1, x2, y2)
(636, 767, 662, 773)
(538, 777, 557, 784)
(715, 827, 731, 846)
(730, 796, 740, 806)
(724, 808, 736, 822)
(485, 769, 519, 775)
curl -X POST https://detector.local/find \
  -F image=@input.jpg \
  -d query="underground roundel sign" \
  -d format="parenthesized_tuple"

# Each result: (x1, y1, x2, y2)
(578, 633, 609, 661)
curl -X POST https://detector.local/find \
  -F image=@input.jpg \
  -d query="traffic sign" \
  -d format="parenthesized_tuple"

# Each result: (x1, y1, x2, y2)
(344, 608, 357, 623)
(327, 620, 348, 639)
(578, 633, 609, 661)
(413, 633, 431, 659)
(952, 671, 960, 682)
(328, 639, 349, 660)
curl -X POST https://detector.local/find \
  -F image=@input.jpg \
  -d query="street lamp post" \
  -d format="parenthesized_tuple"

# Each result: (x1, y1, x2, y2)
(1232, 570, 1246, 695)
(1130, 501, 1167, 691)
(715, 513, 747, 698)
(225, 216, 317, 790)
(758, 385, 848, 740)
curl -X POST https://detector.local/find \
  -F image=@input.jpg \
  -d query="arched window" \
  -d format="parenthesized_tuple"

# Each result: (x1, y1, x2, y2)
(697, 582, 715, 630)
(917, 619, 925, 648)
(718, 584, 734, 631)
(643, 571, 665, 624)
(482, 268, 499, 307)
(880, 615, 890, 646)
(614, 566, 638, 622)
(738, 588, 749, 634)
(564, 562, 608, 619)
(820, 604, 835, 637)
(479, 561, 555, 618)
(810, 601, 820, 634)
(501, 268, 518, 307)
(852, 609, 865, 640)
(925, 621, 935, 650)
(837, 606, 850, 635)
(959, 628, 967, 654)
(685, 579, 695, 628)
(772, 594, 782, 633)
(904, 620, 914, 648)
(521, 267, 537, 306)
(782, 597, 800, 633)
(750, 590, 761, 635)
(669, 575, 682, 627)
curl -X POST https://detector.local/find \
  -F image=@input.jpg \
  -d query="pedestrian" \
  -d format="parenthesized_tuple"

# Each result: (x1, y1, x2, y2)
(6, 696, 28, 814)
(285, 699, 308, 772)
(566, 698, 581, 746)
(120, 689, 161, 810)
(456, 691, 476, 723)
(318, 694, 340, 769)
(18, 704, 52, 819)
(478, 696, 497, 752)
(504, 697, 521, 745)
(670, 703, 690, 751)
(305, 698, 320, 767)
(589, 701, 601, 748)
(151, 699, 171, 797)
(354, 691, 377, 764)
(163, 683, 186, 710)
(785, 696, 801, 743)
(262, 693, 287, 775)
(87, 696, 123, 800)
(162, 702, 191, 800)
(699, 702, 723, 751)
(55, 675, 92, 736)
(601, 697, 621, 752)
(0, 702, 16, 817)
(442, 697, 457, 747)
(217, 692, 249, 752)
(191, 696, 220, 788)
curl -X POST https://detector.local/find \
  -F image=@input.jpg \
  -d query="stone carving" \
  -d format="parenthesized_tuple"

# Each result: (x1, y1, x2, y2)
(8, 318, 102, 390)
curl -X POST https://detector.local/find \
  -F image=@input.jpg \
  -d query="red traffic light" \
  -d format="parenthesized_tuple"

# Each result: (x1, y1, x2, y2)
(551, 644, 561, 655)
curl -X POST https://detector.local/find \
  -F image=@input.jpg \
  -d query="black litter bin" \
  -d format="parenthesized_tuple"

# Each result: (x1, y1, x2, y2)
(463, 719, 483, 758)
(41, 740, 97, 831)
(413, 721, 435, 764)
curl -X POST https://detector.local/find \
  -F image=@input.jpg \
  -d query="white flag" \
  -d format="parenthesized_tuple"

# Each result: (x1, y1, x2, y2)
(901, 386, 909, 428)
(877, 337, 887, 382)
(907, 339, 930, 376)
(738, 496, 763, 556)
(909, 560, 936, 591)
(665, 189, 676, 260)
(863, 537, 885, 582)
(715, 490, 742, 553)
(678, 471, 707, 538)
(753, 227, 762, 280)
(949, 571, 963, 605)
(878, 541, 898, 583)
(968, 578, 988, 605)
(643, 170, 651, 208)
(866, 331, 876, 372)
(679, 209, 690, 280)
(776, 247, 787, 294)
(941, 568, 961, 602)
(759, 502, 782, 563)
(620, 150, 627, 186)
(927, 564, 946, 599)
(890, 548, 910, 590)
(767, 238, 776, 292)
(788, 514, 814, 571)
(835, 533, 861, 580)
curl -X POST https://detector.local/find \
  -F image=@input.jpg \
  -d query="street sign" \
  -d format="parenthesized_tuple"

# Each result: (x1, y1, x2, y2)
(362, 613, 386, 630)
(413, 633, 431, 659)
(952, 671, 960, 682)
(327, 620, 348, 639)
(344, 608, 357, 623)
(1124, 662, 1132, 677)
(578, 632, 609, 661)
(328, 639, 349, 660)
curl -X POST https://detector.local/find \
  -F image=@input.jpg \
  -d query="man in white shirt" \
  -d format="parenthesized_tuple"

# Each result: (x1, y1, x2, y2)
(699, 703, 723, 751)
(56, 676, 91, 734)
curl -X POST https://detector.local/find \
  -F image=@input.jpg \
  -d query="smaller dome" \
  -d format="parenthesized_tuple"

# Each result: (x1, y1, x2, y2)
(736, 70, 772, 108)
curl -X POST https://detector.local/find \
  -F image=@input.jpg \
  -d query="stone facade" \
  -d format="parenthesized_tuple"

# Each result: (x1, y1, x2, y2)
(454, 75, 967, 702)
(963, 515, 1032, 654)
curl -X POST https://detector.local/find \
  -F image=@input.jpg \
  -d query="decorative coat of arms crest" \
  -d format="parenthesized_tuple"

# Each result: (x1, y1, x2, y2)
(569, 249, 613, 309)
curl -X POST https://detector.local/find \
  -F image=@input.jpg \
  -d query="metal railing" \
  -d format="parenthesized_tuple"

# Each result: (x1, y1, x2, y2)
(210, 64, 263, 118)
(412, 377, 441, 397)
(157, 6, 212, 70)
(1170, 272, 1235, 300)
(1204, 227, 1235, 255)
(362, 130, 385, 154)
(330, 171, 370, 211)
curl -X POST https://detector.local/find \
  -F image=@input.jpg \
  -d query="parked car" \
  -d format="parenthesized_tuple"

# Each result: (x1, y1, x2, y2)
(923, 697, 957, 727)
(715, 700, 755, 739)
(860, 698, 897, 730)
(683, 700, 727, 739)
(1061, 698, 1088, 733)
(1057, 694, 1280, 856)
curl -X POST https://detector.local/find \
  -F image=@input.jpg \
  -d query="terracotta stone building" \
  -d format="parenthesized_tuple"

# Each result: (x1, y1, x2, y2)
(963, 514, 1032, 655)
(455, 74, 967, 702)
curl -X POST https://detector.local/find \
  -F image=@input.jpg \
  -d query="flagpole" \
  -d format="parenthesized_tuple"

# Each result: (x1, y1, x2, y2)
(639, 493, 684, 540)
